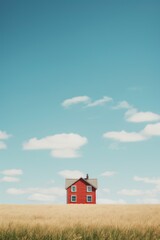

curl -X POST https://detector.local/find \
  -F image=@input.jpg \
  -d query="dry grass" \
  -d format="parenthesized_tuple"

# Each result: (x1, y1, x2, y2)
(0, 204, 160, 239)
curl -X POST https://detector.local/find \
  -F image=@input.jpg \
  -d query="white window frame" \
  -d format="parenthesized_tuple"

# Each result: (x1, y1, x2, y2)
(71, 195, 77, 202)
(86, 185, 92, 192)
(86, 195, 92, 202)
(71, 185, 77, 192)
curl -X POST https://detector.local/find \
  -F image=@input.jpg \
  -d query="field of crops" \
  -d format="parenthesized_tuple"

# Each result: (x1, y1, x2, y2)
(0, 204, 160, 240)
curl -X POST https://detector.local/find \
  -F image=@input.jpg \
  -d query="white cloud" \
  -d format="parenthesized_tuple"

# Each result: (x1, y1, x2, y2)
(0, 176, 20, 183)
(28, 193, 56, 202)
(101, 171, 116, 177)
(103, 122, 160, 143)
(23, 133, 88, 158)
(7, 187, 65, 196)
(0, 131, 11, 140)
(134, 176, 160, 185)
(0, 169, 23, 183)
(112, 100, 160, 123)
(86, 96, 112, 107)
(142, 122, 160, 137)
(62, 96, 90, 108)
(103, 130, 146, 142)
(0, 131, 11, 150)
(58, 170, 85, 179)
(97, 198, 126, 204)
(1, 169, 23, 176)
(127, 111, 160, 123)
(113, 101, 132, 110)
(124, 106, 160, 123)
(118, 189, 156, 197)
(62, 95, 112, 108)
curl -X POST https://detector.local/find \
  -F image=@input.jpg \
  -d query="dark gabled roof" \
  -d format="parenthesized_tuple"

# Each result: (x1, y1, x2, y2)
(65, 177, 98, 189)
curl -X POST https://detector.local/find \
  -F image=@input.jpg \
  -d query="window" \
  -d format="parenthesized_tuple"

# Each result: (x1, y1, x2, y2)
(71, 195, 77, 202)
(71, 185, 76, 192)
(86, 186, 92, 192)
(86, 195, 92, 202)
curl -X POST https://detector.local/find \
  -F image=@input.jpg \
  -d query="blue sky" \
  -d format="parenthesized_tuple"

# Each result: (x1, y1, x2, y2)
(1, 0, 160, 204)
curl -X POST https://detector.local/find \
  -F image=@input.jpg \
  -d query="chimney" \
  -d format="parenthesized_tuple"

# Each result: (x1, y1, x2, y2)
(85, 174, 89, 180)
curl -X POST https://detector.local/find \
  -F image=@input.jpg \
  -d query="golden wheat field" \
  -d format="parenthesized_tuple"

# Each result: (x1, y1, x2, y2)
(0, 204, 160, 239)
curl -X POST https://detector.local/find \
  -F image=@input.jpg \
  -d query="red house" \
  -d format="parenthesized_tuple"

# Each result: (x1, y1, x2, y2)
(65, 174, 98, 204)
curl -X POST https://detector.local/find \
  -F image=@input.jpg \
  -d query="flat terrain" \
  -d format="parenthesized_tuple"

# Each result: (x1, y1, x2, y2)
(0, 204, 160, 239)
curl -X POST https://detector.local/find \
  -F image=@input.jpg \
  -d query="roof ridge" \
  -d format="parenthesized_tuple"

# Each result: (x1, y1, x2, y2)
(65, 178, 98, 189)
(66, 178, 97, 179)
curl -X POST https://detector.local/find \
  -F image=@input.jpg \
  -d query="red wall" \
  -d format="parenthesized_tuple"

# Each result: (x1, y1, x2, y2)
(67, 178, 96, 204)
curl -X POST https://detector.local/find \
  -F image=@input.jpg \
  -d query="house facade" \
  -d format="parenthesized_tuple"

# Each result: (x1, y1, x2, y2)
(65, 174, 98, 204)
